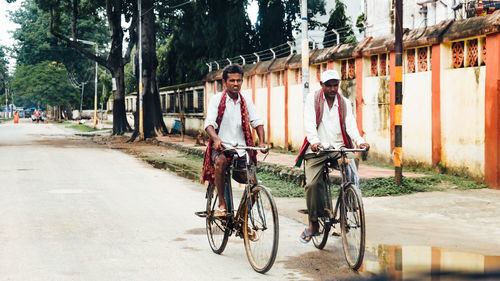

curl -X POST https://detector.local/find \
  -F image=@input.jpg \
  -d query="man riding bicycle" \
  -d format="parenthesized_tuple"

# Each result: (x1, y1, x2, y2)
(202, 64, 269, 218)
(296, 69, 370, 243)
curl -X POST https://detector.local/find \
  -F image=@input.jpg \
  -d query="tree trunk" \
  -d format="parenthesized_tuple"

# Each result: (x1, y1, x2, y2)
(48, 0, 133, 135)
(131, 0, 168, 141)
(110, 67, 131, 134)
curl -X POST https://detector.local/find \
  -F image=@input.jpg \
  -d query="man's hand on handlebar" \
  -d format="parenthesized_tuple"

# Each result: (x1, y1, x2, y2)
(359, 143, 370, 151)
(311, 142, 323, 152)
(259, 143, 270, 154)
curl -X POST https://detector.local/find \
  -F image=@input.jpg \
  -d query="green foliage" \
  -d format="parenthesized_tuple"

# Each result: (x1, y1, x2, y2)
(65, 124, 107, 132)
(10, 0, 108, 108)
(258, 171, 304, 198)
(255, 0, 326, 49)
(0, 45, 8, 96)
(323, 0, 356, 47)
(157, 0, 256, 85)
(356, 13, 365, 33)
(11, 61, 79, 107)
(360, 177, 440, 197)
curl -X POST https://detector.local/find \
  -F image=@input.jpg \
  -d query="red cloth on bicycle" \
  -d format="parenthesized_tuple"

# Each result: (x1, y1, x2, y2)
(202, 90, 257, 184)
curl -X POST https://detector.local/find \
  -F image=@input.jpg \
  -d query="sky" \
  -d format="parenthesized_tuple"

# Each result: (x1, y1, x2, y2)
(0, 0, 22, 72)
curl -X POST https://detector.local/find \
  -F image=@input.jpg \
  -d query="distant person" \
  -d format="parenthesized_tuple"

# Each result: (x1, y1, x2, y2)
(34, 109, 40, 123)
(13, 111, 19, 124)
(295, 69, 370, 243)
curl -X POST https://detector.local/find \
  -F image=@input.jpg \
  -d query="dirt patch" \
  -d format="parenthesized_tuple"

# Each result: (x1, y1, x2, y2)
(34, 137, 101, 148)
(282, 247, 361, 281)
(93, 135, 203, 181)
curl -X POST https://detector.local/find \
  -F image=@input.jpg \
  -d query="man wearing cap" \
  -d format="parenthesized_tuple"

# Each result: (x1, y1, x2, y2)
(297, 69, 370, 243)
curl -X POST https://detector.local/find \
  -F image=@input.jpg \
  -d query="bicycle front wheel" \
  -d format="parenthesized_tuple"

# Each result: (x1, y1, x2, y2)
(243, 185, 279, 273)
(340, 184, 365, 270)
(206, 184, 229, 254)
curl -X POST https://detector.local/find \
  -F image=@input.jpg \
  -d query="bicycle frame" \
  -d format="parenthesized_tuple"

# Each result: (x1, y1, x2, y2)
(320, 147, 365, 224)
(220, 145, 265, 238)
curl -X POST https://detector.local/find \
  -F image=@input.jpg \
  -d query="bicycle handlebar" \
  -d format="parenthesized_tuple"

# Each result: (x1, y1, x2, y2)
(318, 147, 367, 153)
(222, 142, 269, 151)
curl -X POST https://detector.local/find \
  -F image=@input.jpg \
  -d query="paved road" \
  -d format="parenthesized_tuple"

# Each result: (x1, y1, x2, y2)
(0, 119, 359, 281)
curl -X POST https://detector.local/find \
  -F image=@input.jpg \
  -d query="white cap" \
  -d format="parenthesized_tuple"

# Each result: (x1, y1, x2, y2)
(320, 70, 340, 83)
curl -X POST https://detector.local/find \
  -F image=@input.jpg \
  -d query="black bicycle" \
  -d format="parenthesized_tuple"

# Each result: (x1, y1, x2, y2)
(196, 143, 279, 273)
(302, 146, 366, 270)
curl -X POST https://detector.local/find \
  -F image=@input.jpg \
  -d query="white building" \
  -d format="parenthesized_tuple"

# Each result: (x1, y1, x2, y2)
(364, 0, 461, 38)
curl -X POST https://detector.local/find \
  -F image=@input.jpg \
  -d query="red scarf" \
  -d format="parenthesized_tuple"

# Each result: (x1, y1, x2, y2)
(294, 89, 352, 167)
(202, 91, 257, 184)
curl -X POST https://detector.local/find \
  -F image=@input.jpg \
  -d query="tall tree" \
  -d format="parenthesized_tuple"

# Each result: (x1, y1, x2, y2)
(10, 0, 105, 110)
(255, 0, 326, 49)
(0, 46, 8, 97)
(157, 0, 255, 86)
(11, 61, 79, 108)
(130, 0, 168, 140)
(323, 0, 356, 48)
(25, 0, 138, 135)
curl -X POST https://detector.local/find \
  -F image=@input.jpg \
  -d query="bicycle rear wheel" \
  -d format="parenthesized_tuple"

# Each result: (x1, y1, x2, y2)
(340, 184, 365, 270)
(206, 184, 229, 254)
(243, 185, 279, 273)
(312, 217, 330, 249)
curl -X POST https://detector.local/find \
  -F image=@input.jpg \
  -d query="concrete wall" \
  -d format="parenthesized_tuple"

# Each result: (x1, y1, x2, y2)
(363, 74, 391, 158)
(441, 66, 486, 177)
(402, 71, 433, 164)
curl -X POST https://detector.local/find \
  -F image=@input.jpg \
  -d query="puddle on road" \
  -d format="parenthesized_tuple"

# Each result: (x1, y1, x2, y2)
(282, 241, 500, 281)
(360, 242, 500, 280)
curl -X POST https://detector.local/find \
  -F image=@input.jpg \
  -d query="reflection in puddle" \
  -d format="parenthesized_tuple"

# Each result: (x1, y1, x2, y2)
(361, 243, 500, 280)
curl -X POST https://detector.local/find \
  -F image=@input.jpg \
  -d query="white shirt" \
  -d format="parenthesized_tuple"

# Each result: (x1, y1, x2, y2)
(304, 91, 365, 154)
(204, 92, 264, 155)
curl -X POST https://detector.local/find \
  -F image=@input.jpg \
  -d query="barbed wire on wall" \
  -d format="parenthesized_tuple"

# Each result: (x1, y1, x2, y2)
(205, 27, 359, 72)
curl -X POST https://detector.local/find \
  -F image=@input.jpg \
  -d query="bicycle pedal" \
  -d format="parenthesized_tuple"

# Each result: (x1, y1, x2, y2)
(194, 211, 207, 218)
(331, 229, 341, 237)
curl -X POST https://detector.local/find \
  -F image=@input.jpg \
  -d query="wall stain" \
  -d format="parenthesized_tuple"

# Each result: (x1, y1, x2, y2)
(378, 77, 391, 132)
(474, 67, 481, 84)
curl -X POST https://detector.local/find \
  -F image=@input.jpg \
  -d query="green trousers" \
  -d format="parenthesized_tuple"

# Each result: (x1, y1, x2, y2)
(304, 152, 355, 223)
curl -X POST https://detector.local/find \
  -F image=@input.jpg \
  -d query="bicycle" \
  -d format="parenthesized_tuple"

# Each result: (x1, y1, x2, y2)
(301, 146, 366, 270)
(195, 143, 279, 273)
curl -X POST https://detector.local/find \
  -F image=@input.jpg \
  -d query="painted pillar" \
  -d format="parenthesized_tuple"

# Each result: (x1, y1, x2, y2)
(284, 69, 289, 149)
(267, 73, 271, 143)
(431, 44, 442, 166)
(204, 83, 208, 118)
(485, 33, 500, 189)
(431, 247, 441, 281)
(252, 75, 256, 140)
(389, 52, 396, 153)
(355, 57, 364, 136)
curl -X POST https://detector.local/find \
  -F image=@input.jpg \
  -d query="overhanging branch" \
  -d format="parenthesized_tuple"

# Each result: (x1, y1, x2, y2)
(49, 6, 109, 69)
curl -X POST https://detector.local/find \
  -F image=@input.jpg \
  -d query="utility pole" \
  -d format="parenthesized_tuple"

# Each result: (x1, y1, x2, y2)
(138, 0, 144, 140)
(301, 0, 309, 106)
(5, 86, 7, 118)
(93, 43, 98, 129)
(394, 0, 403, 185)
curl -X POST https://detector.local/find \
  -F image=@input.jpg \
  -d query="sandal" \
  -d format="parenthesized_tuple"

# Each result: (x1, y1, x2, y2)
(213, 208, 227, 217)
(247, 227, 258, 242)
(299, 228, 317, 244)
